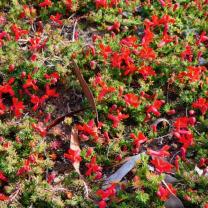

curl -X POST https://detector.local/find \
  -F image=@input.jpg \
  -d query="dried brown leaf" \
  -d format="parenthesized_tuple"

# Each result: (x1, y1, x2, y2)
(72, 60, 98, 125)
(70, 127, 81, 174)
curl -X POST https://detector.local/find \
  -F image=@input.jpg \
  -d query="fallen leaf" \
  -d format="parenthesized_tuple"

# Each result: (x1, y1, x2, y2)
(69, 126, 90, 198)
(164, 174, 178, 184)
(103, 152, 177, 189)
(165, 194, 184, 208)
(46, 107, 87, 131)
(72, 60, 99, 125)
(70, 127, 81, 174)
(103, 153, 145, 189)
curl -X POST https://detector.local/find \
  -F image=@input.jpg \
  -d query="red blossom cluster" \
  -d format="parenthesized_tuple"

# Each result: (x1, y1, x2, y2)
(19, 5, 36, 19)
(173, 117, 196, 160)
(107, 105, 129, 128)
(85, 156, 102, 179)
(16, 154, 36, 176)
(11, 24, 28, 41)
(0, 71, 58, 120)
(144, 99, 165, 122)
(151, 157, 173, 173)
(157, 183, 177, 201)
(0, 31, 10, 47)
(95, 0, 121, 9)
(39, 0, 52, 8)
(0, 170, 8, 182)
(124, 93, 140, 108)
(50, 13, 63, 25)
(93, 73, 116, 101)
(130, 132, 147, 153)
(76, 119, 99, 141)
(64, 149, 82, 163)
(96, 184, 116, 208)
(178, 66, 206, 83)
(192, 97, 208, 115)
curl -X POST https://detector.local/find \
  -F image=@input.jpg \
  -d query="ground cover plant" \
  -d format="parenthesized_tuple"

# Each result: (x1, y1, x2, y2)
(0, 0, 208, 207)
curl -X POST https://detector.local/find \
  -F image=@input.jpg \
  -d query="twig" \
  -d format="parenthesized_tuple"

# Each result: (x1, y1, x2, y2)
(46, 107, 89, 131)
(72, 20, 78, 42)
(9, 183, 21, 203)
(170, 150, 181, 163)
(193, 127, 200, 136)
(162, 179, 177, 197)
(52, 187, 68, 192)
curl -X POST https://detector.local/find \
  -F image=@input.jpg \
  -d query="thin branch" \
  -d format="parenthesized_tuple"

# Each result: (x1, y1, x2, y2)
(162, 179, 177, 197)
(72, 20, 78, 42)
(46, 107, 89, 131)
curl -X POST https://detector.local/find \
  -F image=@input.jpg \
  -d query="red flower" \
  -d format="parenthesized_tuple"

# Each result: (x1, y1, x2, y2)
(151, 157, 173, 173)
(45, 84, 59, 97)
(50, 13, 63, 25)
(85, 156, 102, 178)
(139, 46, 156, 60)
(124, 93, 140, 108)
(142, 26, 154, 47)
(0, 193, 9, 201)
(0, 78, 15, 96)
(32, 122, 47, 137)
(107, 21, 120, 33)
(181, 45, 193, 62)
(11, 24, 28, 41)
(98, 200, 107, 208)
(196, 31, 208, 45)
(44, 72, 59, 84)
(130, 132, 148, 148)
(0, 99, 6, 115)
(93, 74, 115, 101)
(99, 43, 112, 59)
(111, 47, 135, 75)
(0, 31, 10, 47)
(39, 0, 52, 7)
(86, 147, 94, 158)
(23, 75, 39, 91)
(158, 32, 175, 47)
(0, 15, 6, 25)
(139, 65, 156, 80)
(11, 97, 24, 117)
(30, 94, 45, 111)
(29, 37, 47, 52)
(178, 66, 206, 82)
(65, 0, 73, 10)
(17, 160, 31, 176)
(124, 63, 138, 75)
(192, 97, 208, 115)
(95, 0, 108, 9)
(76, 120, 98, 141)
(64, 149, 82, 163)
(204, 204, 208, 208)
(0, 170, 7, 182)
(147, 145, 170, 157)
(120, 36, 138, 48)
(178, 133, 194, 149)
(175, 155, 180, 171)
(96, 184, 116, 200)
(146, 100, 165, 117)
(157, 184, 177, 201)
(159, 14, 175, 25)
(98, 86, 115, 101)
(173, 116, 193, 130)
(109, 0, 120, 7)
(108, 110, 129, 128)
(47, 172, 56, 184)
